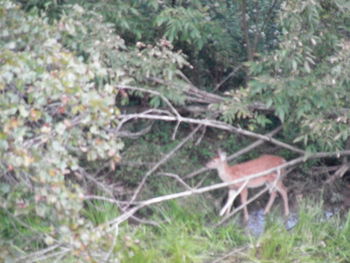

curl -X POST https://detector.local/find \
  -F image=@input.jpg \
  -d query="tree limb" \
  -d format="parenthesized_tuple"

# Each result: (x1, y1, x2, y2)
(105, 149, 350, 229)
(214, 65, 243, 91)
(125, 124, 202, 208)
(118, 112, 305, 154)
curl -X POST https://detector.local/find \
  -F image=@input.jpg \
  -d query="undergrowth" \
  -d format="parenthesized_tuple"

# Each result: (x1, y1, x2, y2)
(2, 196, 350, 262)
(82, 198, 350, 263)
(88, 197, 350, 263)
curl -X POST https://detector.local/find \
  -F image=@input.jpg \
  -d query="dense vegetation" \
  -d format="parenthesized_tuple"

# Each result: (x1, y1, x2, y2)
(1, 0, 350, 262)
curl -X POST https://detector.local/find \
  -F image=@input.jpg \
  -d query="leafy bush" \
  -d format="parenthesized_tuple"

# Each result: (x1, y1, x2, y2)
(243, 0, 350, 151)
(0, 1, 190, 261)
(0, 1, 123, 259)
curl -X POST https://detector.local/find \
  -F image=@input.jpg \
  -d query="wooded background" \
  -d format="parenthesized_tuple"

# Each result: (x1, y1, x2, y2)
(1, 0, 350, 262)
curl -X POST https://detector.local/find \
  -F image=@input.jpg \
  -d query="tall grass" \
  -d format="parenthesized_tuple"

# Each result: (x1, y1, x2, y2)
(106, 199, 350, 263)
(3, 196, 350, 262)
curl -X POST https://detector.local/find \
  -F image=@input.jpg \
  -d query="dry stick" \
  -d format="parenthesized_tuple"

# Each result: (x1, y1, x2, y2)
(210, 245, 249, 263)
(118, 112, 305, 154)
(104, 225, 119, 263)
(125, 124, 202, 208)
(214, 186, 269, 227)
(158, 172, 193, 190)
(214, 65, 243, 91)
(14, 245, 64, 263)
(105, 150, 350, 229)
(185, 125, 282, 179)
(116, 85, 181, 119)
(173, 72, 225, 104)
(116, 85, 182, 139)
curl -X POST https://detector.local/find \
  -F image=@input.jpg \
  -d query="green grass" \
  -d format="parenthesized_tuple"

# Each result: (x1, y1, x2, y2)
(108, 199, 350, 263)
(3, 195, 350, 262)
(248, 202, 350, 263)
(112, 197, 246, 263)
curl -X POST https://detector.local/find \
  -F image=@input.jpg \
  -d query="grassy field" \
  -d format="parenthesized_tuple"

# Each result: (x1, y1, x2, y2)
(2, 195, 350, 262)
(85, 198, 350, 263)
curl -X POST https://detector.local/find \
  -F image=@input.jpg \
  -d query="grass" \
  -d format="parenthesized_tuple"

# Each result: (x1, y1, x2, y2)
(247, 202, 350, 263)
(100, 197, 247, 263)
(2, 191, 350, 262)
(106, 199, 350, 263)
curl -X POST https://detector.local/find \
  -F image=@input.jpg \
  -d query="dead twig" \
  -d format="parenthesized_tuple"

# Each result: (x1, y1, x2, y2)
(195, 126, 206, 145)
(209, 245, 248, 263)
(214, 65, 243, 91)
(125, 125, 202, 208)
(116, 123, 153, 139)
(105, 149, 350, 229)
(158, 172, 193, 190)
(214, 186, 269, 227)
(84, 195, 160, 227)
(116, 85, 183, 139)
(326, 163, 350, 184)
(118, 112, 305, 154)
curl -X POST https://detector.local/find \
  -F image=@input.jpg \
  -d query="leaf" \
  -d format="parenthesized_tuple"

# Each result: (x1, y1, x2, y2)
(304, 61, 311, 73)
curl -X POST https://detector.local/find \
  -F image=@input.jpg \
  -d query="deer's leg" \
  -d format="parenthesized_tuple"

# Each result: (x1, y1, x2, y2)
(240, 188, 249, 222)
(276, 181, 289, 216)
(220, 189, 237, 216)
(264, 190, 277, 215)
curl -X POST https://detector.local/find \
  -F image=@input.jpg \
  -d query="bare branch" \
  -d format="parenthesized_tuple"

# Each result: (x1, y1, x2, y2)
(214, 186, 269, 227)
(158, 172, 193, 190)
(125, 125, 202, 208)
(119, 112, 304, 153)
(214, 65, 243, 91)
(116, 85, 181, 119)
(211, 245, 248, 263)
(195, 126, 206, 145)
(326, 163, 350, 184)
(105, 149, 350, 229)
(14, 245, 65, 263)
(116, 123, 153, 139)
(84, 195, 133, 205)
(155, 73, 225, 104)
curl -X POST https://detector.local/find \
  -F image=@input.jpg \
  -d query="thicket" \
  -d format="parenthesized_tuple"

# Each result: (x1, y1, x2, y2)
(1, 0, 350, 262)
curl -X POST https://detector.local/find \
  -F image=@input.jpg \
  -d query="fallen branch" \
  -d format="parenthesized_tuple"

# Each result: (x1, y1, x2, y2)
(210, 245, 248, 263)
(105, 150, 350, 231)
(214, 65, 243, 91)
(158, 172, 193, 190)
(326, 163, 350, 184)
(118, 112, 305, 154)
(214, 186, 269, 227)
(105, 149, 350, 230)
(116, 123, 153, 139)
(125, 124, 202, 208)
(14, 245, 65, 263)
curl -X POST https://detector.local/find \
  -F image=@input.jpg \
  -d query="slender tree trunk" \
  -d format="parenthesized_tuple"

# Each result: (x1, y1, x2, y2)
(240, 0, 253, 61)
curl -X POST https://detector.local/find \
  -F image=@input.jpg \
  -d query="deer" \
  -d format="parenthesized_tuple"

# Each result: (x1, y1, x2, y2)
(206, 150, 289, 222)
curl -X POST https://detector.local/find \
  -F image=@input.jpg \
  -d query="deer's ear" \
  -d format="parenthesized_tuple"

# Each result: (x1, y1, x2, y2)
(217, 149, 227, 160)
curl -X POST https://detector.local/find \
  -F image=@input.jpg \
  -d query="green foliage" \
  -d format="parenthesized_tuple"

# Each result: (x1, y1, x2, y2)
(0, 1, 125, 260)
(117, 197, 245, 263)
(15, 0, 66, 19)
(155, 7, 210, 50)
(3, 0, 350, 262)
(237, 0, 350, 151)
(246, 202, 350, 263)
(0, 1, 192, 261)
(82, 200, 120, 225)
